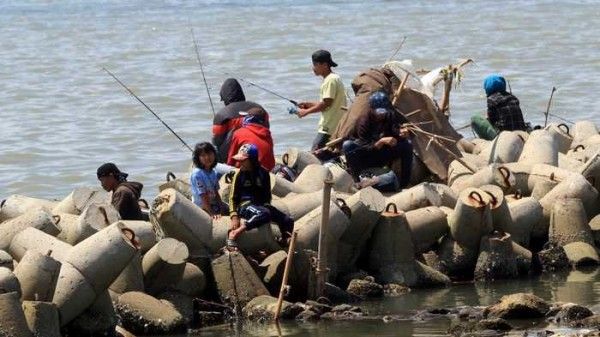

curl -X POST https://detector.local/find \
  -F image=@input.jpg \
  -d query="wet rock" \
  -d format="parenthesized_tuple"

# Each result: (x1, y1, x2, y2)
(571, 314, 600, 329)
(115, 291, 186, 335)
(538, 244, 571, 272)
(384, 283, 410, 297)
(295, 309, 321, 322)
(449, 318, 512, 336)
(321, 305, 364, 321)
(331, 304, 362, 313)
(346, 277, 384, 299)
(304, 300, 332, 315)
(324, 282, 361, 304)
(242, 295, 303, 321)
(549, 303, 593, 323)
(484, 293, 550, 319)
(457, 306, 485, 321)
(194, 311, 224, 327)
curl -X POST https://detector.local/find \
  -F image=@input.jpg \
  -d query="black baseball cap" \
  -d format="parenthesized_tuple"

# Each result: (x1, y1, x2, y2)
(312, 50, 338, 67)
(97, 162, 128, 179)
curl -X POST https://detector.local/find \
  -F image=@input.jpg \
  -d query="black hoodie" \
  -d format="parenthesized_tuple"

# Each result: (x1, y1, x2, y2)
(112, 181, 143, 221)
(212, 78, 268, 162)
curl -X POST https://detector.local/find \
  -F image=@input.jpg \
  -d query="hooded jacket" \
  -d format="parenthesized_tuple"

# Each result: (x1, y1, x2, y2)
(212, 78, 269, 162)
(227, 122, 276, 171)
(112, 181, 143, 221)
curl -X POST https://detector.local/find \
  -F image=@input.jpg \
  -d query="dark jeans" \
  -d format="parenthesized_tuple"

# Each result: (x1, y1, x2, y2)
(342, 138, 413, 189)
(238, 204, 294, 239)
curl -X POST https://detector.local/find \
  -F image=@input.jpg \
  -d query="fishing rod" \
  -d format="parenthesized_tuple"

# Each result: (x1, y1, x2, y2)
(385, 36, 407, 63)
(219, 70, 299, 106)
(190, 28, 216, 117)
(102, 67, 193, 152)
(544, 87, 557, 127)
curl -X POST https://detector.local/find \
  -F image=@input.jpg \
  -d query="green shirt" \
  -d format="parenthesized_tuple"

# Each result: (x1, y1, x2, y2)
(318, 73, 347, 135)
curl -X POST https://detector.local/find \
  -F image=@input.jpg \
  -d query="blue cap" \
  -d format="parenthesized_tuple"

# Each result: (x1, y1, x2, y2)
(232, 143, 259, 161)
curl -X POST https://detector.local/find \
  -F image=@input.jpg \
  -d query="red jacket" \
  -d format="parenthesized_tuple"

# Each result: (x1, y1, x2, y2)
(227, 124, 275, 171)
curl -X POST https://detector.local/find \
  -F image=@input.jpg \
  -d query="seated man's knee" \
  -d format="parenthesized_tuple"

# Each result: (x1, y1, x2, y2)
(342, 140, 357, 154)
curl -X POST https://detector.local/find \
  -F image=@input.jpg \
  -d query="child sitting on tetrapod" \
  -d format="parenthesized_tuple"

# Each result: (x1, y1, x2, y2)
(227, 143, 294, 250)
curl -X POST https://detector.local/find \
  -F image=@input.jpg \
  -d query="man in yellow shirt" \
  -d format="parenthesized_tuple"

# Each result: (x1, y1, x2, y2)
(297, 50, 347, 152)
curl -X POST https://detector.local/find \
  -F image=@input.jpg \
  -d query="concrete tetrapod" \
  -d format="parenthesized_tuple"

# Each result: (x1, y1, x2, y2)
(579, 150, 600, 192)
(271, 189, 328, 221)
(0, 292, 33, 337)
(474, 232, 519, 281)
(110, 252, 144, 295)
(0, 250, 13, 270)
(283, 147, 321, 174)
(62, 290, 117, 336)
(0, 209, 61, 251)
(518, 130, 559, 166)
(116, 291, 186, 335)
(60, 202, 120, 245)
(480, 131, 525, 164)
(0, 195, 57, 223)
(172, 262, 206, 297)
(479, 185, 512, 233)
(366, 204, 449, 287)
(506, 197, 541, 248)
(295, 201, 350, 280)
(52, 187, 109, 215)
(13, 251, 61, 301)
(293, 164, 332, 193)
(142, 238, 188, 295)
(563, 242, 600, 267)
(511, 241, 532, 276)
(527, 163, 573, 192)
(404, 206, 449, 253)
(436, 235, 479, 281)
(327, 163, 357, 193)
(451, 164, 516, 194)
(531, 179, 559, 200)
(210, 216, 281, 255)
(0, 267, 21, 297)
(22, 301, 61, 337)
(9, 227, 72, 262)
(571, 121, 599, 149)
(151, 188, 212, 259)
(212, 251, 270, 308)
(544, 123, 573, 154)
(337, 187, 386, 275)
(501, 162, 532, 195)
(540, 173, 599, 224)
(64, 222, 139, 295)
(448, 158, 474, 187)
(549, 198, 594, 246)
(53, 223, 138, 326)
(119, 220, 158, 254)
(448, 188, 493, 250)
(386, 183, 443, 212)
(158, 172, 192, 200)
(270, 173, 304, 197)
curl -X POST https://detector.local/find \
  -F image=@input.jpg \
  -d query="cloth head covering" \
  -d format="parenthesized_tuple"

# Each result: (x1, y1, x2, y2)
(219, 78, 246, 105)
(483, 74, 507, 97)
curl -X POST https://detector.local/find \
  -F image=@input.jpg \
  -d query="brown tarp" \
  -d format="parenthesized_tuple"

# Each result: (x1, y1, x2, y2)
(332, 68, 462, 182)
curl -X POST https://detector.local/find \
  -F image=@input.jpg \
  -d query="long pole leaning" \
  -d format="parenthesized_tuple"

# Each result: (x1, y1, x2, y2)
(102, 67, 193, 152)
(274, 231, 298, 321)
(191, 28, 216, 117)
(315, 177, 334, 299)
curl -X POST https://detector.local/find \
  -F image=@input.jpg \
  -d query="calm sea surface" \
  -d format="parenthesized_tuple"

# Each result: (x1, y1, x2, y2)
(2, 1, 600, 336)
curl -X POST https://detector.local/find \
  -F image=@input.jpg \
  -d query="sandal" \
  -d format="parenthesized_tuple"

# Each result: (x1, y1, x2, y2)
(226, 238, 239, 251)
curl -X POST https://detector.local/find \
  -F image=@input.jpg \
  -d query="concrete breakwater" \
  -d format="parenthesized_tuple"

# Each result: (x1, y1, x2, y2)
(1, 120, 600, 336)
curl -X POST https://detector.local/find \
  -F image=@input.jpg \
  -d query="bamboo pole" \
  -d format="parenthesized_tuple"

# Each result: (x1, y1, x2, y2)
(392, 72, 410, 106)
(315, 178, 333, 299)
(274, 231, 298, 321)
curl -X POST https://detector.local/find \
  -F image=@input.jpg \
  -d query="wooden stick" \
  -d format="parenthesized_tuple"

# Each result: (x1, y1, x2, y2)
(274, 231, 298, 321)
(315, 179, 333, 299)
(544, 87, 557, 128)
(404, 108, 422, 118)
(392, 72, 410, 106)
(439, 66, 453, 116)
